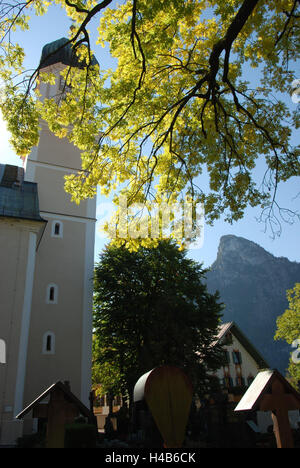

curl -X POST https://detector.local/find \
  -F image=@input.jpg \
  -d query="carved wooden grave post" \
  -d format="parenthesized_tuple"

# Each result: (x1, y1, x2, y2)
(16, 381, 95, 448)
(235, 369, 300, 448)
(260, 378, 296, 448)
(134, 366, 193, 448)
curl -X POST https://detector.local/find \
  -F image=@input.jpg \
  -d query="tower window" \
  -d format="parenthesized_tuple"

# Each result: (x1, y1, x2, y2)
(59, 76, 72, 93)
(0, 339, 6, 364)
(51, 220, 63, 238)
(49, 287, 55, 302)
(42, 332, 55, 355)
(46, 335, 52, 351)
(46, 284, 58, 304)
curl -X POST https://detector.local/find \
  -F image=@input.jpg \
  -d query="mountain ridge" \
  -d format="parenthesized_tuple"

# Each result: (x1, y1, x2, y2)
(205, 235, 300, 373)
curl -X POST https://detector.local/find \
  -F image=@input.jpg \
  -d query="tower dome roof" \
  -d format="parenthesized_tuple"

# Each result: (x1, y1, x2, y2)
(39, 37, 99, 69)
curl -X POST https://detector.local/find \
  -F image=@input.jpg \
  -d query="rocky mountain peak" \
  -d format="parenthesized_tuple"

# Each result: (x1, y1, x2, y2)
(214, 235, 275, 268)
(206, 235, 300, 372)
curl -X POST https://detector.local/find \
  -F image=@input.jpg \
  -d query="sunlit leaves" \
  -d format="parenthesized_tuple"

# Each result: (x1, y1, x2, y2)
(275, 283, 300, 389)
(0, 89, 39, 157)
(0, 0, 299, 247)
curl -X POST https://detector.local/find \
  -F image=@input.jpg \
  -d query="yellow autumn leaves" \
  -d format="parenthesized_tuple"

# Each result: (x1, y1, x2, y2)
(0, 0, 299, 249)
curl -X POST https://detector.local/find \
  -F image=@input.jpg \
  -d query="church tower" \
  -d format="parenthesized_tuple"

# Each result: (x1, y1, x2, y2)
(21, 38, 97, 413)
(0, 37, 98, 445)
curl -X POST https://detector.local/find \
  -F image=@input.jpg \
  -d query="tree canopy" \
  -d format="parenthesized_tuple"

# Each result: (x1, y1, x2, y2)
(0, 0, 299, 247)
(93, 241, 224, 400)
(275, 283, 300, 389)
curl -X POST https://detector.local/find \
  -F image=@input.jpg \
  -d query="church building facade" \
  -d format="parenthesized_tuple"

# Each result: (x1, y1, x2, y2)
(0, 39, 97, 445)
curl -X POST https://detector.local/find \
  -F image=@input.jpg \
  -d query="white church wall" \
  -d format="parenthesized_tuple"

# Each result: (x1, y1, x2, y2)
(0, 219, 42, 445)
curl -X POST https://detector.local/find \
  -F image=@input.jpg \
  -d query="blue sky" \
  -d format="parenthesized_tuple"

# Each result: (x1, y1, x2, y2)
(0, 2, 299, 268)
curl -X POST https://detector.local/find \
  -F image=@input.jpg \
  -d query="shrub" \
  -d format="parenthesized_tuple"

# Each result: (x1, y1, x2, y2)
(16, 432, 45, 448)
(64, 423, 98, 448)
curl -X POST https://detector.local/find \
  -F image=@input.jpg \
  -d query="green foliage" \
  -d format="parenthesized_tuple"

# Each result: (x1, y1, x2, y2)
(93, 240, 224, 400)
(275, 283, 300, 389)
(92, 337, 122, 397)
(0, 0, 299, 245)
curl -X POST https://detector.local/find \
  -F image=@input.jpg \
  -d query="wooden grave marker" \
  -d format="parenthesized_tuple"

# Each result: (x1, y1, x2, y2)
(235, 369, 300, 448)
(134, 365, 193, 448)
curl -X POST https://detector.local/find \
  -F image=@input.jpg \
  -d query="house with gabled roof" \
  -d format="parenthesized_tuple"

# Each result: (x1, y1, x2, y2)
(211, 321, 269, 393)
(209, 322, 300, 434)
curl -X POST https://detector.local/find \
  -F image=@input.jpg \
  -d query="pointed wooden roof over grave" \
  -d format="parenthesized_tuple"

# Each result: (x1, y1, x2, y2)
(234, 369, 300, 412)
(16, 381, 95, 448)
(235, 369, 300, 448)
(16, 380, 93, 420)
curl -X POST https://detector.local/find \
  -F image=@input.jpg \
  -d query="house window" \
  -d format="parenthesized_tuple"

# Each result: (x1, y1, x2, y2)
(46, 284, 58, 304)
(222, 376, 233, 388)
(43, 332, 55, 354)
(236, 376, 245, 387)
(223, 350, 230, 365)
(232, 350, 242, 365)
(51, 220, 63, 238)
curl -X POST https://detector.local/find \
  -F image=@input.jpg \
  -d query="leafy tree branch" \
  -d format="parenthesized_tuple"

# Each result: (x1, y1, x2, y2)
(0, 0, 299, 248)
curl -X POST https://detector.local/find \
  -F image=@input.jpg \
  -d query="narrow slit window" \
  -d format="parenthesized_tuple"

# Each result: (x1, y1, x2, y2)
(43, 332, 55, 354)
(46, 335, 52, 352)
(51, 220, 63, 238)
(54, 223, 60, 236)
(46, 284, 58, 304)
(49, 287, 55, 302)
(0, 339, 6, 364)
